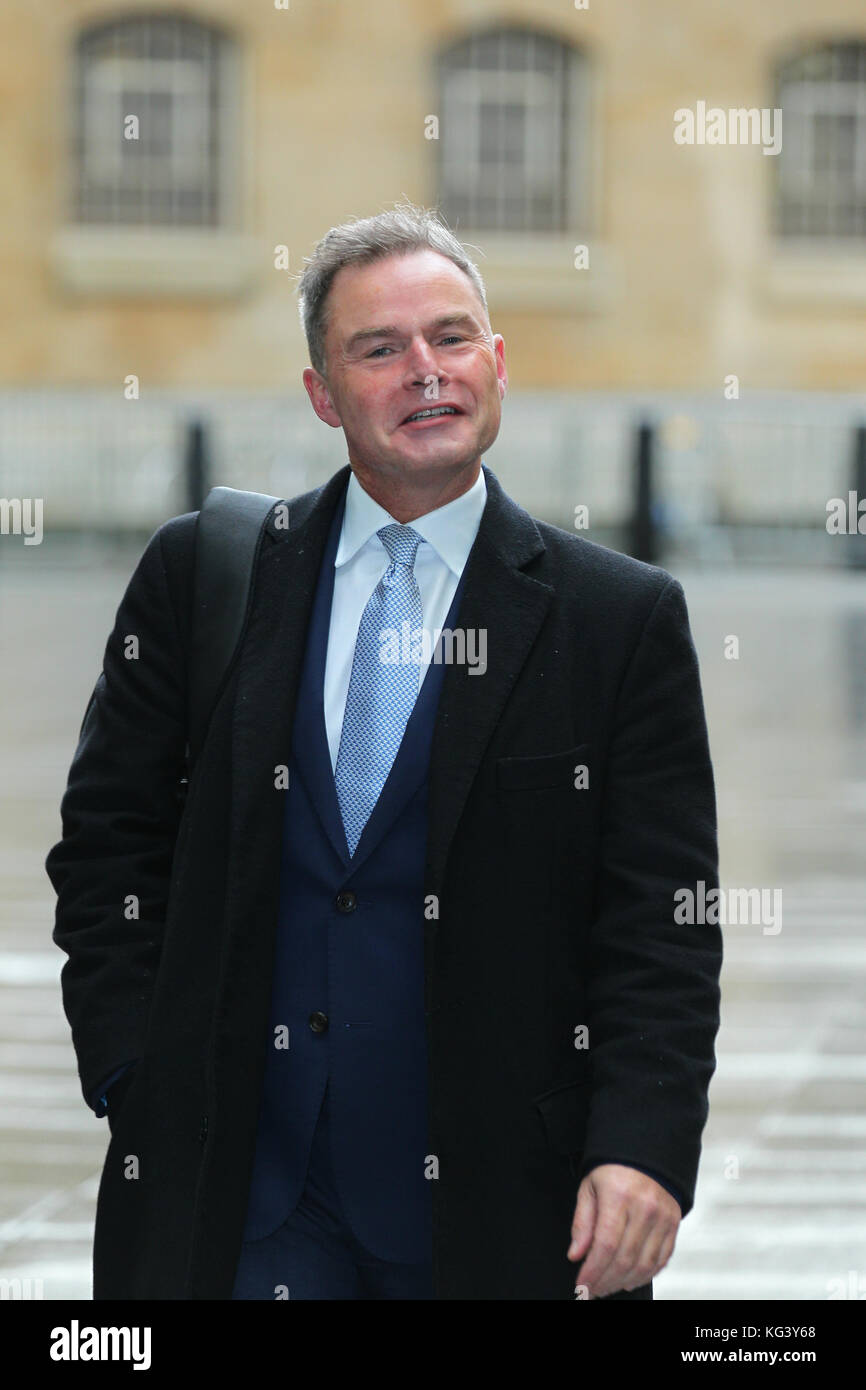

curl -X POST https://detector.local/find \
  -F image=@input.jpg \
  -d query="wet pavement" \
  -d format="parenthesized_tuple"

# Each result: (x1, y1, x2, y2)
(1, 541, 864, 1300)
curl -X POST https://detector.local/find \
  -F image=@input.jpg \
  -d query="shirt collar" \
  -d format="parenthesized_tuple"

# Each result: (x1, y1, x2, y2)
(335, 465, 487, 579)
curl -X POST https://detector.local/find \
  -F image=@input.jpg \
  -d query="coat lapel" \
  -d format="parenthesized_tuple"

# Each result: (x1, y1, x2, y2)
(423, 464, 552, 897)
(289, 483, 354, 868)
(226, 467, 351, 933)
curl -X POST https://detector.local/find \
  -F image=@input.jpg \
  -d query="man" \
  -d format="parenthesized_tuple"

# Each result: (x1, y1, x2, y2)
(46, 202, 722, 1301)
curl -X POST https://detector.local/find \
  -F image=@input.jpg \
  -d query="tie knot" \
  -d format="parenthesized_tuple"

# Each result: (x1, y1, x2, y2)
(377, 523, 422, 570)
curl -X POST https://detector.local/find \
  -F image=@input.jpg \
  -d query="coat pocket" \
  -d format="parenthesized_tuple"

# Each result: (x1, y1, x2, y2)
(532, 1076, 591, 1155)
(105, 1057, 147, 1139)
(496, 742, 590, 792)
(105, 1061, 140, 1137)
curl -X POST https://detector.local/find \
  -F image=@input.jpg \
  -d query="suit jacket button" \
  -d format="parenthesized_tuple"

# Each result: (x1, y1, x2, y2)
(308, 1011, 329, 1034)
(335, 890, 357, 913)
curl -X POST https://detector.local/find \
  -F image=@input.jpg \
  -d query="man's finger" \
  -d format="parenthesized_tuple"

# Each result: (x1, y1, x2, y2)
(623, 1223, 678, 1291)
(568, 1177, 597, 1263)
(574, 1196, 629, 1295)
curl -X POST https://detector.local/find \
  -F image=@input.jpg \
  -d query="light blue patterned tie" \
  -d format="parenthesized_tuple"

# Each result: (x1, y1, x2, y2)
(335, 523, 424, 857)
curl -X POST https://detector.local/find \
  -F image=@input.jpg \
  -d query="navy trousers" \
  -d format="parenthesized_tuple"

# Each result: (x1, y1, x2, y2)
(231, 1084, 434, 1300)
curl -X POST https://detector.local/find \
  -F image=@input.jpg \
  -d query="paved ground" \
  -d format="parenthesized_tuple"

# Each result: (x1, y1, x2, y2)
(1, 536, 864, 1300)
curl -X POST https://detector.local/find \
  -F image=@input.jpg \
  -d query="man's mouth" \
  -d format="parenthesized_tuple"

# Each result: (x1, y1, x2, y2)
(400, 405, 463, 427)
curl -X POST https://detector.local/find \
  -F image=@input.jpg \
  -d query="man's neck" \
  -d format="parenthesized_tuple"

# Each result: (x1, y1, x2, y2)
(349, 460, 481, 523)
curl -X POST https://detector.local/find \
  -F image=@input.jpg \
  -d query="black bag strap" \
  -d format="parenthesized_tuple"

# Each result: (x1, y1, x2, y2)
(187, 485, 281, 770)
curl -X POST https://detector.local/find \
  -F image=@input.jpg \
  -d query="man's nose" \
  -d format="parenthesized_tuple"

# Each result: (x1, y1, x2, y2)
(403, 337, 442, 380)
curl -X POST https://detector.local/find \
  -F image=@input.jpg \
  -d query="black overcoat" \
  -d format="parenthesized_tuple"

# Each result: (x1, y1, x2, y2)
(45, 462, 722, 1299)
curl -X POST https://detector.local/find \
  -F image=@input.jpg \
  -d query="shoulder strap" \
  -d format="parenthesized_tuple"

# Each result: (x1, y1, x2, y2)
(187, 485, 281, 769)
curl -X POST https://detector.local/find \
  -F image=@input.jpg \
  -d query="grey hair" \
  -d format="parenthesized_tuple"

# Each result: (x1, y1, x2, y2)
(295, 200, 490, 380)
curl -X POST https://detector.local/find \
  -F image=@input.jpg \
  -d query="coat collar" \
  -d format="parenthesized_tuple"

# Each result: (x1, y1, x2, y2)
(228, 461, 553, 913)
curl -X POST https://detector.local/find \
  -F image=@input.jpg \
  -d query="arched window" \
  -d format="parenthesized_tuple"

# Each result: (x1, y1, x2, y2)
(73, 12, 237, 227)
(775, 40, 866, 239)
(435, 26, 590, 233)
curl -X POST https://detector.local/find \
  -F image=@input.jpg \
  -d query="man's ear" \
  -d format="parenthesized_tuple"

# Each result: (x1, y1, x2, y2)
(303, 366, 342, 428)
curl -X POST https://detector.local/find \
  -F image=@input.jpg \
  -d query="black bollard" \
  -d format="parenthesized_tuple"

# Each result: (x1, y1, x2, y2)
(185, 419, 209, 514)
(629, 421, 657, 564)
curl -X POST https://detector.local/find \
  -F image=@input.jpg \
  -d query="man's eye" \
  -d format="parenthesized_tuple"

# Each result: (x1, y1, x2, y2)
(367, 336, 462, 358)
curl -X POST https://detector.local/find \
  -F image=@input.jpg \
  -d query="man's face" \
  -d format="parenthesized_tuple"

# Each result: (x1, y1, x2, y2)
(302, 248, 507, 491)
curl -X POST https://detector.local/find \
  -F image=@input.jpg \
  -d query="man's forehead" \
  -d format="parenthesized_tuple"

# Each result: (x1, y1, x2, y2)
(327, 253, 484, 339)
(335, 247, 465, 294)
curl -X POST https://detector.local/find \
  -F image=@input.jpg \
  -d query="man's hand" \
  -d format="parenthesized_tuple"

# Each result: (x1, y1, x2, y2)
(567, 1164, 681, 1298)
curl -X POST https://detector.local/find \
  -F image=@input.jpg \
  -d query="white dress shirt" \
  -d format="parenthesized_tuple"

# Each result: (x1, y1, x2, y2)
(324, 465, 488, 772)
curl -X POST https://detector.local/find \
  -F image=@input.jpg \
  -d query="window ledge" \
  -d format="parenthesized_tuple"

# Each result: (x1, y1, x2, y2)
(51, 226, 260, 297)
(460, 232, 619, 313)
(764, 243, 866, 308)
